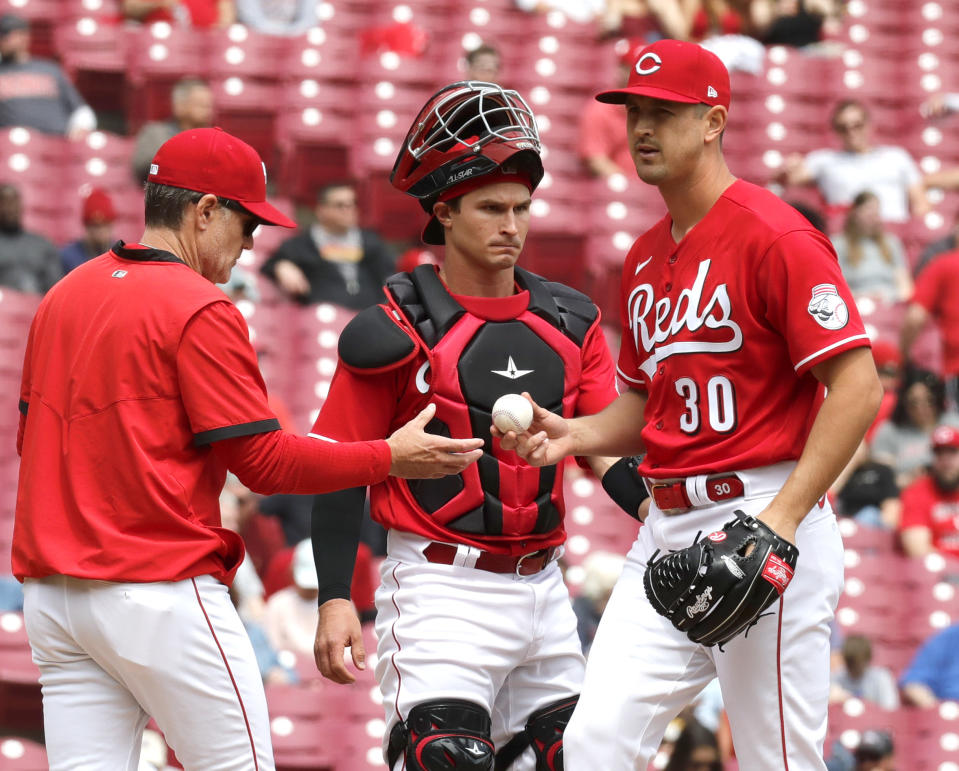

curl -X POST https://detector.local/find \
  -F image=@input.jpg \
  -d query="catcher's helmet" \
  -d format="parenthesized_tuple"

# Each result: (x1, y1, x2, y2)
(390, 81, 543, 244)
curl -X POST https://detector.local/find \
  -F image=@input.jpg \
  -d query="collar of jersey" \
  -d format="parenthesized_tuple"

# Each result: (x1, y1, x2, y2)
(112, 240, 186, 264)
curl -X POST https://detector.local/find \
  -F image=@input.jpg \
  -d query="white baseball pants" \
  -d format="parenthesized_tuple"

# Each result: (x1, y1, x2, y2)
(375, 530, 586, 771)
(564, 462, 845, 771)
(22, 574, 274, 771)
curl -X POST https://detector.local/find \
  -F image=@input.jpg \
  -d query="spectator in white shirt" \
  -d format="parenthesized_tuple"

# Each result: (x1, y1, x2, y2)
(779, 99, 929, 223)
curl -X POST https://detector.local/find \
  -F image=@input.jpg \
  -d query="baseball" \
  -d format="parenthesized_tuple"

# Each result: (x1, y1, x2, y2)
(492, 393, 534, 433)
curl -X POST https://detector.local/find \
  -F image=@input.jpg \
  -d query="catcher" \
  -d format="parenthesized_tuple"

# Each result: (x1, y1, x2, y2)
(497, 39, 882, 769)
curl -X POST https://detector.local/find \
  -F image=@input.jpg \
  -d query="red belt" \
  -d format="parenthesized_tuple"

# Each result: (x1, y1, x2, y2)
(648, 473, 744, 512)
(423, 542, 557, 576)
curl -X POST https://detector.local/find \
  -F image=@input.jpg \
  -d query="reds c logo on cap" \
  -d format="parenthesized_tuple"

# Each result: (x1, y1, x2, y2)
(635, 52, 662, 76)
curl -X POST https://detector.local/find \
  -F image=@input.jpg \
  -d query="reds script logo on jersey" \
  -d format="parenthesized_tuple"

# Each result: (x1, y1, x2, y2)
(806, 283, 849, 330)
(626, 258, 743, 380)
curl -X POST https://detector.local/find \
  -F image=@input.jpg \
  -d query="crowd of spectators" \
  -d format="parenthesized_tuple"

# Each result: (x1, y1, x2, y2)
(3, 0, 959, 767)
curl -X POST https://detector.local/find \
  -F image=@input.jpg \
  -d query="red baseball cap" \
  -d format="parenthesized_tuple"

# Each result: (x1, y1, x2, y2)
(932, 426, 959, 450)
(595, 39, 730, 110)
(148, 127, 295, 228)
(82, 188, 115, 225)
(870, 339, 902, 371)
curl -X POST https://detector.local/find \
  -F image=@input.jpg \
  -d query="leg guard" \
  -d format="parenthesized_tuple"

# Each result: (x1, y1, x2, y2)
(494, 695, 578, 771)
(386, 699, 495, 771)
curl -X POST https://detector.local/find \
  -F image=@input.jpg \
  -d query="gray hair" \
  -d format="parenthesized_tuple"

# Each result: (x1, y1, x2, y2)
(143, 182, 204, 229)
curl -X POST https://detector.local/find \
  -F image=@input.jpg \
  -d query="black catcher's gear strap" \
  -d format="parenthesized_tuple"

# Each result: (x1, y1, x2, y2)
(388, 699, 495, 771)
(601, 456, 648, 521)
(494, 695, 578, 771)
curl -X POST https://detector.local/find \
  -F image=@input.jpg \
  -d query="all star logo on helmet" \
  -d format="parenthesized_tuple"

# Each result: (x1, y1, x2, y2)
(635, 52, 662, 76)
(446, 167, 476, 186)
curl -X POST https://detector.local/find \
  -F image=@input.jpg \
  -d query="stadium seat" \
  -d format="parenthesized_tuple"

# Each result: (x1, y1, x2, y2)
(283, 31, 362, 84)
(206, 25, 290, 82)
(54, 17, 128, 116)
(275, 110, 354, 204)
(125, 24, 209, 129)
(0, 737, 48, 771)
(837, 520, 897, 554)
(0, 646, 42, 733)
(212, 78, 280, 166)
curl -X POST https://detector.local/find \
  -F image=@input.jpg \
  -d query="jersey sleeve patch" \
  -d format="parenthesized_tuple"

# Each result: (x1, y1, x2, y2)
(338, 305, 419, 373)
(806, 284, 849, 330)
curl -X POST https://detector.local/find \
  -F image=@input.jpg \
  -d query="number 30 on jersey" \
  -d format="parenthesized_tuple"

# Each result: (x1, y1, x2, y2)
(674, 376, 737, 434)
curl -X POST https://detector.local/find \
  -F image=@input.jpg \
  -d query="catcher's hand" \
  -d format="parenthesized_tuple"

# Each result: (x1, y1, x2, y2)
(643, 510, 799, 647)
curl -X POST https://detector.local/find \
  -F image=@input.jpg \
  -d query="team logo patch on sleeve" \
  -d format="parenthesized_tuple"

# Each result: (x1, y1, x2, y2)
(761, 553, 794, 594)
(806, 283, 849, 330)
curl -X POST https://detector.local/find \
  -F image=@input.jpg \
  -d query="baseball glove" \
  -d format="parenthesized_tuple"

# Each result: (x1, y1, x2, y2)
(643, 510, 799, 647)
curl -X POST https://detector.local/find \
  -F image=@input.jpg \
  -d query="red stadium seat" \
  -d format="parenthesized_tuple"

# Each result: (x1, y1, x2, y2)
(206, 26, 290, 82)
(212, 78, 281, 166)
(54, 17, 128, 116)
(283, 31, 361, 84)
(0, 737, 48, 771)
(125, 24, 209, 129)
(275, 110, 354, 204)
(0, 647, 42, 734)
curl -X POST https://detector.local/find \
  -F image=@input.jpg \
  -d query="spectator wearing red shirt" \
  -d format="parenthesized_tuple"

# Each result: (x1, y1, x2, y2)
(864, 339, 901, 443)
(902, 248, 959, 411)
(577, 38, 643, 180)
(900, 426, 959, 560)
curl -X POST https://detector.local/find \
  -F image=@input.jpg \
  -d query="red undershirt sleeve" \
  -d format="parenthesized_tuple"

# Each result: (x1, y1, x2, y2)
(210, 430, 391, 495)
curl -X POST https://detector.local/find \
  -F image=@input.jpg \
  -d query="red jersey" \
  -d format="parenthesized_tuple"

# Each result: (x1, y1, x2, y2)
(900, 475, 959, 559)
(312, 286, 618, 555)
(912, 249, 959, 376)
(617, 180, 870, 477)
(577, 100, 634, 176)
(14, 243, 280, 585)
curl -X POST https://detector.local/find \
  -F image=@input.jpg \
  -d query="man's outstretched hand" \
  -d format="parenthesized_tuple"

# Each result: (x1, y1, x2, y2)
(387, 403, 484, 478)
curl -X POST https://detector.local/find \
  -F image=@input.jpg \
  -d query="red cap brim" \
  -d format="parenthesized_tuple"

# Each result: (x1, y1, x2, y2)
(237, 199, 297, 228)
(595, 85, 702, 105)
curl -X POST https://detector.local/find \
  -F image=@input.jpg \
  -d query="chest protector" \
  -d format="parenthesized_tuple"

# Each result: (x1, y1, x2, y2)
(343, 265, 598, 543)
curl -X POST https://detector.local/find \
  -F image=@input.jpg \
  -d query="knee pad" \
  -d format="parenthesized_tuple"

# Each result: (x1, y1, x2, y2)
(386, 699, 495, 771)
(494, 695, 578, 771)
